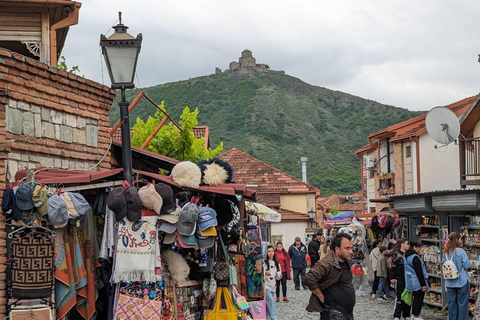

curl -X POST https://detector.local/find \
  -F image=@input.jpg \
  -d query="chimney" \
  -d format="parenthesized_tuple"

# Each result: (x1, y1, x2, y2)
(301, 157, 308, 183)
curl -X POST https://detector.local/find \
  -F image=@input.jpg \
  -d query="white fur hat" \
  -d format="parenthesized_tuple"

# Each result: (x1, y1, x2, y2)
(171, 161, 202, 188)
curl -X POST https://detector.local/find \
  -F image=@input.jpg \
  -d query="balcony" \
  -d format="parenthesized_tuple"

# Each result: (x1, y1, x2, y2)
(378, 172, 395, 195)
(460, 138, 480, 188)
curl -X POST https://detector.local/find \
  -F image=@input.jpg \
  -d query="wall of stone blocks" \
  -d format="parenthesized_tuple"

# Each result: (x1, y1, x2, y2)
(393, 142, 404, 195)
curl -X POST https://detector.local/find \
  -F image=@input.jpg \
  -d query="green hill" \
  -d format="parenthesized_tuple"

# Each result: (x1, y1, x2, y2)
(110, 72, 423, 196)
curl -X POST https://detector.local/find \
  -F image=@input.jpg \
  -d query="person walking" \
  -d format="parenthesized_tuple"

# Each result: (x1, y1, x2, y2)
(442, 231, 471, 320)
(319, 236, 330, 261)
(274, 242, 291, 302)
(404, 240, 429, 320)
(370, 239, 382, 298)
(288, 236, 308, 290)
(308, 231, 322, 266)
(264, 245, 282, 320)
(376, 246, 393, 301)
(389, 239, 411, 320)
(305, 232, 355, 320)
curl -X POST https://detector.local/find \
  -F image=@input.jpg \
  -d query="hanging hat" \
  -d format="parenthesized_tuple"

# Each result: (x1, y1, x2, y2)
(158, 220, 177, 233)
(107, 186, 128, 221)
(211, 197, 234, 226)
(126, 186, 142, 222)
(163, 232, 177, 244)
(64, 193, 80, 220)
(196, 230, 215, 249)
(47, 194, 68, 228)
(1, 189, 22, 221)
(158, 204, 181, 224)
(32, 185, 48, 216)
(175, 231, 196, 248)
(155, 183, 176, 214)
(68, 192, 90, 226)
(138, 184, 163, 214)
(15, 184, 34, 211)
(170, 161, 202, 188)
(199, 226, 217, 237)
(197, 206, 218, 231)
(177, 203, 199, 236)
(197, 158, 234, 185)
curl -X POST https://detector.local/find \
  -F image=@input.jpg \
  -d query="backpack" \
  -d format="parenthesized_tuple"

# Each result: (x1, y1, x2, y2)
(442, 249, 460, 280)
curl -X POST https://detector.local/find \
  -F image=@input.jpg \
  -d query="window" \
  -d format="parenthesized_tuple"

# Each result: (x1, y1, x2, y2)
(369, 207, 375, 213)
(368, 170, 375, 179)
(260, 223, 270, 243)
(406, 146, 411, 158)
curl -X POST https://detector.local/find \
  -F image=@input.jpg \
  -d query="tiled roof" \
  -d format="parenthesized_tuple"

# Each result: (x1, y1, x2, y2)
(192, 126, 210, 148)
(317, 195, 338, 209)
(338, 202, 364, 212)
(220, 148, 319, 194)
(276, 208, 312, 221)
(257, 193, 281, 206)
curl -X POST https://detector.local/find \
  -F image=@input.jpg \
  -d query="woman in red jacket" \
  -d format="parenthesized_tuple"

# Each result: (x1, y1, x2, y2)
(274, 242, 291, 302)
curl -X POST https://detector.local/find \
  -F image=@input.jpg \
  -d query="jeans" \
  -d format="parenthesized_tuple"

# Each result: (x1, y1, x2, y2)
(446, 282, 470, 320)
(293, 268, 306, 289)
(371, 270, 379, 294)
(320, 307, 354, 320)
(393, 279, 410, 319)
(276, 272, 287, 298)
(411, 290, 425, 316)
(377, 277, 390, 298)
(265, 289, 278, 319)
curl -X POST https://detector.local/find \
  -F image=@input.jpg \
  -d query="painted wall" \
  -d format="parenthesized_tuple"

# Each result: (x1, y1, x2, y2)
(419, 133, 460, 191)
(365, 151, 377, 212)
(474, 121, 480, 138)
(281, 194, 307, 213)
(271, 221, 309, 250)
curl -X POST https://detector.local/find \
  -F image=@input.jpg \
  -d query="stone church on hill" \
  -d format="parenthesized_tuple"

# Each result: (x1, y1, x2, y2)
(215, 49, 285, 75)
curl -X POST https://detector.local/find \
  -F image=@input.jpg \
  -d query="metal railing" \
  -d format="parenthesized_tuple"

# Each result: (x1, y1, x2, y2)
(460, 138, 480, 187)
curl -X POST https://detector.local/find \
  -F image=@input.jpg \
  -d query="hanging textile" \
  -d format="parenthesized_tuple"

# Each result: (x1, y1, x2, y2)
(10, 232, 54, 298)
(54, 228, 76, 318)
(113, 215, 160, 283)
(99, 205, 115, 260)
(113, 292, 163, 320)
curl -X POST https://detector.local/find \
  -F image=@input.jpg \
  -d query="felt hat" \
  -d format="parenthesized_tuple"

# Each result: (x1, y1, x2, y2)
(16, 184, 34, 211)
(197, 206, 218, 231)
(158, 220, 177, 233)
(170, 161, 202, 188)
(199, 226, 217, 237)
(158, 205, 181, 224)
(32, 185, 48, 216)
(197, 158, 234, 185)
(163, 232, 177, 244)
(126, 186, 142, 222)
(47, 194, 68, 228)
(155, 183, 176, 214)
(107, 186, 128, 222)
(1, 188, 22, 221)
(177, 203, 198, 236)
(138, 184, 163, 214)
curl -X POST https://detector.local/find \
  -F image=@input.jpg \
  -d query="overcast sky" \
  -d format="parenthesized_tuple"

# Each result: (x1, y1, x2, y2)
(62, 0, 480, 112)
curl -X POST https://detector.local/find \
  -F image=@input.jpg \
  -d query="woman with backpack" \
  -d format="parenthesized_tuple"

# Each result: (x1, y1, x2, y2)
(403, 240, 429, 320)
(442, 231, 471, 320)
(264, 245, 282, 320)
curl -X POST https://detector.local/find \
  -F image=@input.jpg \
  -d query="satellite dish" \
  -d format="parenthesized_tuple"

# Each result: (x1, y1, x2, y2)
(425, 106, 460, 145)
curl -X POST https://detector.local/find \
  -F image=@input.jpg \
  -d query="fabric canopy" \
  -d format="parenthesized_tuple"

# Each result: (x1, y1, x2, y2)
(329, 212, 355, 221)
(246, 201, 281, 223)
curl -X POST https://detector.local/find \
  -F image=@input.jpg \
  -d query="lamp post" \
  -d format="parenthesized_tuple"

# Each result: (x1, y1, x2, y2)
(308, 209, 316, 228)
(100, 12, 142, 183)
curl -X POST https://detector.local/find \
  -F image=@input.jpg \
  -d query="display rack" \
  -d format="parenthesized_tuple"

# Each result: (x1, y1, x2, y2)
(460, 225, 480, 313)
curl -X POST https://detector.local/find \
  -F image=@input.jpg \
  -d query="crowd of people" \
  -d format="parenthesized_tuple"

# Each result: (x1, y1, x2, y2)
(263, 230, 474, 320)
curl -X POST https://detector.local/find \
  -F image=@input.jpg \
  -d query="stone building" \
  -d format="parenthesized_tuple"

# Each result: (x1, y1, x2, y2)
(218, 49, 284, 75)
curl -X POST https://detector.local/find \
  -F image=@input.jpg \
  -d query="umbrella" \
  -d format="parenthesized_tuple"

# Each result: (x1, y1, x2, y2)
(246, 201, 281, 222)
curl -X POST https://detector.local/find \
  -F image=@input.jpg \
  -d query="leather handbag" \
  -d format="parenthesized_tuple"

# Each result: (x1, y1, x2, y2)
(215, 236, 230, 282)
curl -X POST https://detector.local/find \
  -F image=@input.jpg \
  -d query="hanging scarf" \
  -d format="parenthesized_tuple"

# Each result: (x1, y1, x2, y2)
(99, 205, 116, 260)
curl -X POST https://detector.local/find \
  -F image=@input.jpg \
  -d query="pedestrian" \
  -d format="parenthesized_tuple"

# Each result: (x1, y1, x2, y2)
(403, 240, 429, 320)
(308, 231, 322, 266)
(442, 231, 471, 320)
(305, 232, 355, 320)
(274, 241, 291, 302)
(370, 239, 382, 297)
(376, 246, 393, 300)
(288, 236, 308, 291)
(389, 238, 411, 320)
(319, 236, 330, 261)
(264, 245, 282, 320)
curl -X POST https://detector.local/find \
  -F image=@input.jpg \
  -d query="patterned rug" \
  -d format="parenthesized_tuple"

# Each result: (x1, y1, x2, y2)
(11, 232, 54, 298)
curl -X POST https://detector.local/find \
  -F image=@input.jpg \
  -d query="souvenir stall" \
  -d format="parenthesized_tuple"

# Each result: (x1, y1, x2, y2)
(4, 158, 263, 320)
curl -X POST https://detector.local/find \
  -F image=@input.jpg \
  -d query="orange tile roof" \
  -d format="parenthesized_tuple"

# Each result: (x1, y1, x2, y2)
(338, 202, 364, 212)
(276, 208, 312, 221)
(221, 148, 319, 194)
(257, 193, 281, 206)
(192, 126, 210, 148)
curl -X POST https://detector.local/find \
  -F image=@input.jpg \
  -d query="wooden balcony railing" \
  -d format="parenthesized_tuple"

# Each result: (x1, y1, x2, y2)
(460, 138, 480, 187)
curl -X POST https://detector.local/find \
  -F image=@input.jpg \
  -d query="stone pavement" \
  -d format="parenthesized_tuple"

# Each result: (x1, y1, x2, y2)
(275, 279, 448, 320)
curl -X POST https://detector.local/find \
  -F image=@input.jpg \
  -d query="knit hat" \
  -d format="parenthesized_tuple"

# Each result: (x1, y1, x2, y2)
(16, 184, 34, 211)
(47, 194, 68, 228)
(197, 158, 234, 185)
(177, 203, 198, 236)
(155, 183, 176, 214)
(107, 186, 128, 221)
(126, 186, 142, 222)
(170, 161, 202, 188)
(197, 206, 218, 231)
(138, 184, 163, 214)
(32, 185, 48, 216)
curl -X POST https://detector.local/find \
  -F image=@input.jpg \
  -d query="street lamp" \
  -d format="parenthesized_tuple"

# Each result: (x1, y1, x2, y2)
(308, 209, 315, 219)
(100, 11, 142, 183)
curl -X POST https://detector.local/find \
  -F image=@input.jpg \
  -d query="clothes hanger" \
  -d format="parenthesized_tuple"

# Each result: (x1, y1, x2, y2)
(8, 220, 56, 238)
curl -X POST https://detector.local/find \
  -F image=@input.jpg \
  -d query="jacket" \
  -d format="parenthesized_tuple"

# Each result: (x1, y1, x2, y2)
(274, 250, 291, 279)
(288, 242, 307, 270)
(388, 250, 406, 281)
(308, 239, 321, 265)
(370, 247, 381, 272)
(304, 250, 353, 312)
(376, 254, 388, 278)
(404, 249, 429, 292)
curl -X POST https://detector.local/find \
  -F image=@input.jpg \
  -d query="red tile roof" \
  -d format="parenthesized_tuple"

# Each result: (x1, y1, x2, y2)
(338, 202, 364, 212)
(220, 148, 319, 194)
(276, 208, 312, 221)
(192, 126, 210, 148)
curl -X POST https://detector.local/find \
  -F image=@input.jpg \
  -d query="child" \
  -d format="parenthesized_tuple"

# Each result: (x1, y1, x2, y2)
(264, 245, 282, 320)
(376, 246, 393, 300)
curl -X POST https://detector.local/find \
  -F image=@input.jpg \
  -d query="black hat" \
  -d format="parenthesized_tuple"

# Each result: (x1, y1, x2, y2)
(155, 183, 175, 214)
(126, 186, 142, 222)
(211, 197, 234, 226)
(1, 189, 22, 221)
(107, 186, 127, 221)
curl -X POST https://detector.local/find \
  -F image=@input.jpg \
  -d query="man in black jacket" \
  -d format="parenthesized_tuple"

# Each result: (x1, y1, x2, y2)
(308, 231, 322, 267)
(389, 239, 410, 320)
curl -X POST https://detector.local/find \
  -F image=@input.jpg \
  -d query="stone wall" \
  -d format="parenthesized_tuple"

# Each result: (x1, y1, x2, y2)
(0, 48, 115, 315)
(393, 142, 404, 194)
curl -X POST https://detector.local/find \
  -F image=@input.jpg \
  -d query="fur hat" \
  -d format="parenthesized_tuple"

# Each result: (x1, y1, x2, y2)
(171, 161, 202, 188)
(163, 250, 190, 283)
(197, 158, 234, 185)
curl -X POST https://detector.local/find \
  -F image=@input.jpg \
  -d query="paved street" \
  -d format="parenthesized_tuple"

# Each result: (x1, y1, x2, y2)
(275, 279, 448, 320)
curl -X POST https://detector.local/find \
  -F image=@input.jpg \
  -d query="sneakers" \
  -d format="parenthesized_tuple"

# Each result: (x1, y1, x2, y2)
(371, 293, 376, 298)
(303, 286, 308, 290)
(385, 295, 394, 300)
(393, 318, 400, 320)
(276, 297, 279, 302)
(376, 297, 385, 301)
(283, 297, 289, 302)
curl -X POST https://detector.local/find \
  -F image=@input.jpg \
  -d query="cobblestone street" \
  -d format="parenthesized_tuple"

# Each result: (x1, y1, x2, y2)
(275, 279, 448, 320)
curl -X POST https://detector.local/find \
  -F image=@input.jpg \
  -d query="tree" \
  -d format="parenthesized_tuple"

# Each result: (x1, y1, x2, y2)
(131, 102, 223, 164)
(56, 56, 80, 75)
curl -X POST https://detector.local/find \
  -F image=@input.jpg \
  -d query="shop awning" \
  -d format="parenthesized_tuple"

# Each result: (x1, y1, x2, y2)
(246, 201, 281, 222)
(323, 218, 371, 229)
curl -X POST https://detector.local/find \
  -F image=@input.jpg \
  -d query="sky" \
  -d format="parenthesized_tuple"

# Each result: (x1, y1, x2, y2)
(62, 0, 480, 112)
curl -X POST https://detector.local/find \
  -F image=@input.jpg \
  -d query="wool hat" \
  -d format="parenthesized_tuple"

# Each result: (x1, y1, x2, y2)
(155, 183, 176, 214)
(197, 206, 218, 231)
(32, 185, 48, 216)
(197, 158, 234, 185)
(295, 236, 301, 241)
(177, 203, 199, 236)
(107, 186, 128, 221)
(175, 231, 196, 248)
(170, 161, 202, 188)
(47, 194, 68, 228)
(199, 226, 217, 237)
(138, 184, 163, 214)
(158, 220, 177, 233)
(126, 186, 142, 222)
(158, 205, 181, 224)
(16, 184, 34, 211)
(1, 188, 22, 221)
(163, 232, 177, 244)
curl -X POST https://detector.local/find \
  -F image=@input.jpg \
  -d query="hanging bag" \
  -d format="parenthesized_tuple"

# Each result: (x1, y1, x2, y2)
(401, 288, 413, 306)
(205, 287, 239, 320)
(215, 236, 230, 282)
(219, 233, 238, 286)
(443, 248, 460, 279)
(231, 286, 250, 311)
(237, 227, 249, 255)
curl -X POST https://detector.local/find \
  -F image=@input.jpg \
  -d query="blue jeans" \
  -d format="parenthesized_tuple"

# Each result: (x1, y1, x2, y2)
(446, 282, 470, 320)
(265, 288, 278, 319)
(377, 277, 390, 298)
